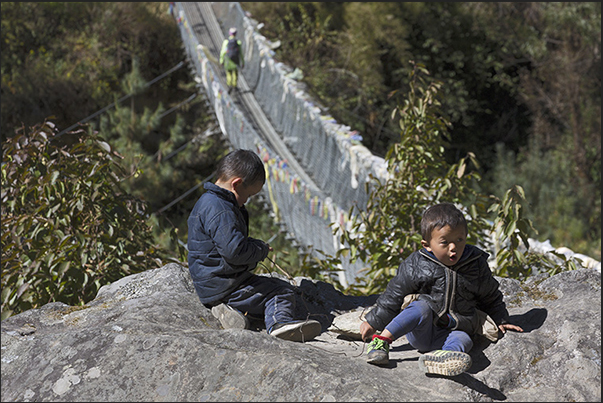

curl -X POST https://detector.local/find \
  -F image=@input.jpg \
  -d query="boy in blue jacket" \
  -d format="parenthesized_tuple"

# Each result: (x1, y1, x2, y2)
(187, 149, 321, 342)
(359, 202, 523, 375)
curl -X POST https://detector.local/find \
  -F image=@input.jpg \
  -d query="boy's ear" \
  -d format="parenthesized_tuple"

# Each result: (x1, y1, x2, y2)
(421, 239, 430, 250)
(231, 177, 244, 190)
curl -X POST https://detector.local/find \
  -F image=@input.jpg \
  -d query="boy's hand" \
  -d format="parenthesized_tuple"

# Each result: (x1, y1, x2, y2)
(360, 321, 376, 342)
(499, 323, 523, 333)
(263, 241, 273, 252)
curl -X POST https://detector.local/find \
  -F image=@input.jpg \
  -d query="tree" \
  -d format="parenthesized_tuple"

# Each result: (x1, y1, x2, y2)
(468, 2, 601, 258)
(1, 2, 186, 144)
(96, 64, 227, 254)
(331, 63, 489, 294)
(1, 121, 177, 320)
(243, 2, 601, 261)
(97, 58, 167, 194)
(321, 64, 578, 295)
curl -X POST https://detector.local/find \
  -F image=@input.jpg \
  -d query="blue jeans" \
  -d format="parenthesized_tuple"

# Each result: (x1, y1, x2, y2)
(385, 300, 473, 353)
(221, 275, 296, 331)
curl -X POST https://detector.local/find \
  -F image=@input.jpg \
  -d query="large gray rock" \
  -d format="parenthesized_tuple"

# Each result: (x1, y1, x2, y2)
(1, 264, 600, 402)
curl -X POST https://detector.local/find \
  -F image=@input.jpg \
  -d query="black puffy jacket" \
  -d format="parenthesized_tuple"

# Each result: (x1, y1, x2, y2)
(365, 244, 510, 335)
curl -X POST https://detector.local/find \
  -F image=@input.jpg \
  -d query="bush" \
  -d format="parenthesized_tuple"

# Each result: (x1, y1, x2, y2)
(1, 121, 175, 320)
(308, 64, 580, 295)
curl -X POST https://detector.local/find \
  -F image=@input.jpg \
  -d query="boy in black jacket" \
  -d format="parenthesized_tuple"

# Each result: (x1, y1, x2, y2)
(359, 202, 523, 375)
(187, 149, 321, 342)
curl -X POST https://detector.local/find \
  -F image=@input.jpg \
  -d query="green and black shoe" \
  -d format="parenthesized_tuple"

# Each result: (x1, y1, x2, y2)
(366, 337, 390, 366)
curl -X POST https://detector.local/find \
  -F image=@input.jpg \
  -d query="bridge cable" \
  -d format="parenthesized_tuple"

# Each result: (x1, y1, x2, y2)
(54, 61, 186, 139)
(154, 171, 216, 215)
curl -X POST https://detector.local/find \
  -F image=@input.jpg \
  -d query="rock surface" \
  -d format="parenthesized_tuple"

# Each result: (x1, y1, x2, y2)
(1, 264, 600, 402)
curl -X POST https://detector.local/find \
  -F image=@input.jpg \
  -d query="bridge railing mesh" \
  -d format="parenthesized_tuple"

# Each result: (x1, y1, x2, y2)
(211, 3, 389, 214)
(175, 2, 386, 286)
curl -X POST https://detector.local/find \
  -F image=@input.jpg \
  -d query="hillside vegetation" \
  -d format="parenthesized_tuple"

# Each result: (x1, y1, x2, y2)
(242, 2, 601, 260)
(1, 2, 600, 318)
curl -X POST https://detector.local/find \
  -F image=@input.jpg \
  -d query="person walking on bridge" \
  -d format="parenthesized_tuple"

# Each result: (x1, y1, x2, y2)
(220, 27, 244, 93)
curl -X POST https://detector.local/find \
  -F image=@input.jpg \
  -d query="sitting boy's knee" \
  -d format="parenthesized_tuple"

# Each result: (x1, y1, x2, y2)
(407, 299, 431, 316)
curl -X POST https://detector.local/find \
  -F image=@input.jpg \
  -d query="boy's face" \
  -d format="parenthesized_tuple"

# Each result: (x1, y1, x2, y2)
(421, 225, 467, 267)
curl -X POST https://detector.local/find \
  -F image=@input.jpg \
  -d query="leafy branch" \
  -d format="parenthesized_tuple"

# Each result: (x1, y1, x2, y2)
(1, 121, 177, 320)
(305, 62, 580, 295)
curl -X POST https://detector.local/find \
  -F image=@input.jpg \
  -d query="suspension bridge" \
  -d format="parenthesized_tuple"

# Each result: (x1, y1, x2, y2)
(173, 2, 391, 287)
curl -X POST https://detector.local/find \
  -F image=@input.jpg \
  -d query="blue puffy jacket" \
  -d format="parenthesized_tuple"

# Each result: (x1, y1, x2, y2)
(187, 182, 270, 304)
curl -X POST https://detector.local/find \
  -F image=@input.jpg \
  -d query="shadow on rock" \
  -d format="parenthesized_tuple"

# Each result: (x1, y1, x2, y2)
(468, 308, 548, 374)
(432, 373, 507, 401)
(509, 308, 547, 332)
(468, 336, 493, 374)
(391, 343, 416, 353)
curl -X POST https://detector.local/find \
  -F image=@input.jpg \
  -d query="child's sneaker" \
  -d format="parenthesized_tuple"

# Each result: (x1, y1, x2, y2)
(269, 320, 322, 342)
(366, 336, 390, 366)
(418, 350, 472, 376)
(211, 303, 249, 330)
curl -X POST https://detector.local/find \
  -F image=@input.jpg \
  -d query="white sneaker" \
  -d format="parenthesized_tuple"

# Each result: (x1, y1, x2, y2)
(418, 350, 472, 376)
(269, 320, 322, 342)
(211, 304, 249, 330)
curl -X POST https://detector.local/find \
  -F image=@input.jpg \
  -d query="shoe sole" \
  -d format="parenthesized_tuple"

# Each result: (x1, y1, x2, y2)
(366, 353, 389, 366)
(270, 321, 322, 342)
(211, 304, 249, 330)
(418, 350, 472, 376)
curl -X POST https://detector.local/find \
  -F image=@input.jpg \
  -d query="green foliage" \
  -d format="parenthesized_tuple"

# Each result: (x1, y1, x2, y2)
(91, 56, 224, 257)
(397, 2, 533, 159)
(488, 185, 584, 279)
(0, 2, 226, 319)
(471, 2, 601, 261)
(310, 65, 582, 296)
(1, 121, 177, 320)
(243, 2, 411, 156)
(488, 140, 601, 260)
(488, 185, 538, 279)
(321, 64, 491, 295)
(97, 60, 167, 189)
(1, 2, 185, 143)
(243, 2, 601, 262)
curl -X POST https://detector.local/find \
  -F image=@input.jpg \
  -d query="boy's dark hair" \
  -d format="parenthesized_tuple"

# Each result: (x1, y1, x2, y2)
(216, 149, 265, 186)
(420, 203, 468, 242)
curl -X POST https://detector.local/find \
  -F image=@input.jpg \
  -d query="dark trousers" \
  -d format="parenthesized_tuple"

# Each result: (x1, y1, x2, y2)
(222, 275, 296, 332)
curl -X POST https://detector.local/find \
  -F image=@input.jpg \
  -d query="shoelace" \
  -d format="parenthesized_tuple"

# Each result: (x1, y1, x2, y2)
(369, 337, 387, 351)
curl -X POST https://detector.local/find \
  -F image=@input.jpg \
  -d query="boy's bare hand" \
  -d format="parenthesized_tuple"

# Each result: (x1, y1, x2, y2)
(499, 323, 524, 333)
(360, 321, 376, 342)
